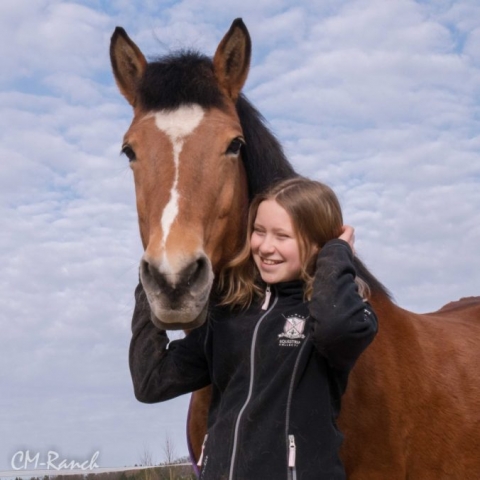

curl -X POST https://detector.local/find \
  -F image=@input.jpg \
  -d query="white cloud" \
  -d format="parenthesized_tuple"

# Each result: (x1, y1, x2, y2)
(0, 1, 111, 85)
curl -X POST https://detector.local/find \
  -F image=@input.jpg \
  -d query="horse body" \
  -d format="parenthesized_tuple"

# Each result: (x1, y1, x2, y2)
(110, 19, 480, 479)
(341, 294, 480, 478)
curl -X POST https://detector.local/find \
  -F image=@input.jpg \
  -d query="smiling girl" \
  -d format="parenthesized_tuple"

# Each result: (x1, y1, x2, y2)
(129, 177, 378, 480)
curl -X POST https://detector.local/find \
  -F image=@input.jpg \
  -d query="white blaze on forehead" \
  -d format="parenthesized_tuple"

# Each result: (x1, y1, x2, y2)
(154, 104, 205, 139)
(153, 105, 205, 255)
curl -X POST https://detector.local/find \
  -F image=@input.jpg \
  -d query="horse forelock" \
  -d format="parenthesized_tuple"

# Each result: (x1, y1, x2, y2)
(137, 51, 226, 112)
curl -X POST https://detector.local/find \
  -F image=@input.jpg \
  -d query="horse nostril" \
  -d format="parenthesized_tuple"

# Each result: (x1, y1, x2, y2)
(184, 256, 208, 288)
(140, 259, 168, 292)
(140, 259, 149, 277)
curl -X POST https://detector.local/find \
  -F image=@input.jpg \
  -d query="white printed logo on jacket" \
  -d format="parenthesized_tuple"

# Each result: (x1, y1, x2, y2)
(278, 314, 306, 347)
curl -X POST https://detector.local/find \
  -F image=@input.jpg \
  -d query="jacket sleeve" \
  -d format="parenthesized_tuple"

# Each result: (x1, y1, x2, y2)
(129, 283, 211, 403)
(309, 239, 378, 372)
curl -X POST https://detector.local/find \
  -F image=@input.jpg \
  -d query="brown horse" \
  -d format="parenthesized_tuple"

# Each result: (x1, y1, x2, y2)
(110, 19, 480, 479)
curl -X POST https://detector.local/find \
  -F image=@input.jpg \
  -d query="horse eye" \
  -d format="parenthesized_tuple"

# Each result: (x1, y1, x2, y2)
(226, 138, 244, 156)
(121, 145, 136, 162)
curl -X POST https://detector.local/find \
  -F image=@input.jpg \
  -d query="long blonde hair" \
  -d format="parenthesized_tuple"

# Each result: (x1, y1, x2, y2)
(219, 177, 368, 308)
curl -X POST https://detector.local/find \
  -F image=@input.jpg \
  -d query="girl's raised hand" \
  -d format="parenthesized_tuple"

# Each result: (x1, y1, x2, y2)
(339, 225, 355, 254)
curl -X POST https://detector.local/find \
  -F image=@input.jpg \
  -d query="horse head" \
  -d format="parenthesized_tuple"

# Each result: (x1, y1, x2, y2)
(110, 20, 252, 330)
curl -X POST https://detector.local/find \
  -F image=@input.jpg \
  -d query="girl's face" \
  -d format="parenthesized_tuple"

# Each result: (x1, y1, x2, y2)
(251, 199, 304, 284)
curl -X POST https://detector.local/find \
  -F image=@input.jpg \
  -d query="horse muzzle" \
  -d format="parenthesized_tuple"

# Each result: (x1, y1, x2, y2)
(139, 253, 213, 330)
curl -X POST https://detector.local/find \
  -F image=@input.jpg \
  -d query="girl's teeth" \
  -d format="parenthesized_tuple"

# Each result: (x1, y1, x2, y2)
(263, 259, 279, 265)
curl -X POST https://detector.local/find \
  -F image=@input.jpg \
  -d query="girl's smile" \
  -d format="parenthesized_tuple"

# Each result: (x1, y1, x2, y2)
(259, 257, 282, 265)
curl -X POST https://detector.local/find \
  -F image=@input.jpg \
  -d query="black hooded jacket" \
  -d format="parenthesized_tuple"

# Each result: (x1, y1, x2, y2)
(129, 239, 378, 480)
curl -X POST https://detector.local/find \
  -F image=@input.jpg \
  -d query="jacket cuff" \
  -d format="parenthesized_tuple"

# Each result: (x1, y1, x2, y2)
(319, 238, 353, 258)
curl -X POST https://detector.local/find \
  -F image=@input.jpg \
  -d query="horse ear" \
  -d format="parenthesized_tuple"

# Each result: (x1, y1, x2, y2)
(110, 27, 147, 107)
(213, 18, 252, 101)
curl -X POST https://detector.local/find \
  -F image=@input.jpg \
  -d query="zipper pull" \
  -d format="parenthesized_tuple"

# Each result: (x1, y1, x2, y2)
(197, 434, 208, 467)
(288, 435, 296, 468)
(261, 285, 271, 310)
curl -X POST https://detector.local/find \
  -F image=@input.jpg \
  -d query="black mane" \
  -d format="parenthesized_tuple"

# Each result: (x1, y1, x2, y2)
(137, 51, 390, 300)
(236, 95, 295, 197)
(354, 257, 392, 300)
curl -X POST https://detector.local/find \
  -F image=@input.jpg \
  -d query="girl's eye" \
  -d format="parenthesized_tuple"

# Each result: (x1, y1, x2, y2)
(121, 144, 136, 162)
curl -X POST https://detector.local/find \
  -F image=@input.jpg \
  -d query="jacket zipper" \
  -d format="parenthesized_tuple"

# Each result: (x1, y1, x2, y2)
(228, 289, 279, 480)
(261, 285, 271, 310)
(285, 331, 310, 480)
(288, 435, 297, 480)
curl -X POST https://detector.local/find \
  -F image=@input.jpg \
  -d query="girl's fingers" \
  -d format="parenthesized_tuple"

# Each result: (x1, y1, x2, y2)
(339, 225, 355, 251)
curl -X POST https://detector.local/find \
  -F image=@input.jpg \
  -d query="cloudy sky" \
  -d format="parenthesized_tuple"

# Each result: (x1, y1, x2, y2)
(1, 0, 480, 473)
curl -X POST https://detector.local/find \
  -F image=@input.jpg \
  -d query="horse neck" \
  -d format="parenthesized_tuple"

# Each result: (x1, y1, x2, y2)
(369, 291, 399, 322)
